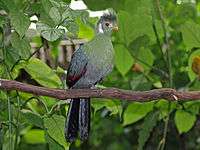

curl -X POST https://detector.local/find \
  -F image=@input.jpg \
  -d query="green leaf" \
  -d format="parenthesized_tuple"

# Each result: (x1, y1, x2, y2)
(154, 100, 176, 119)
(4, 0, 31, 37)
(40, 96, 57, 107)
(62, 7, 74, 22)
(116, 0, 160, 46)
(49, 7, 61, 25)
(116, 11, 135, 45)
(137, 47, 155, 71)
(174, 110, 196, 134)
(181, 20, 200, 51)
(0, 64, 6, 79)
(106, 100, 122, 116)
(91, 99, 106, 113)
(10, 60, 27, 79)
(4, 47, 20, 70)
(138, 111, 159, 150)
(131, 12, 155, 44)
(21, 109, 44, 128)
(44, 115, 69, 149)
(23, 129, 45, 144)
(77, 19, 95, 40)
(41, 0, 53, 14)
(124, 0, 152, 15)
(10, 32, 31, 59)
(40, 0, 56, 26)
(49, 0, 60, 7)
(123, 102, 154, 126)
(188, 49, 200, 81)
(114, 44, 134, 76)
(45, 132, 64, 150)
(10, 12, 30, 37)
(183, 101, 200, 115)
(66, 21, 79, 38)
(92, 99, 122, 116)
(37, 22, 65, 41)
(0, 91, 6, 101)
(128, 35, 150, 52)
(24, 58, 62, 88)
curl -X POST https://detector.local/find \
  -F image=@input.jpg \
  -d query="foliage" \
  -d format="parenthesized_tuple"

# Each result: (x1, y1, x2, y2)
(1, 0, 200, 149)
(174, 109, 196, 134)
(138, 111, 159, 150)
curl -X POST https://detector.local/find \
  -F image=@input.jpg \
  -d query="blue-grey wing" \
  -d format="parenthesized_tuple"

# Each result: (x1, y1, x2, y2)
(66, 45, 88, 88)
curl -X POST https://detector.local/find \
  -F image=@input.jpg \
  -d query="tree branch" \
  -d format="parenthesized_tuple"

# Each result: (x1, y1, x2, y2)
(0, 79, 200, 101)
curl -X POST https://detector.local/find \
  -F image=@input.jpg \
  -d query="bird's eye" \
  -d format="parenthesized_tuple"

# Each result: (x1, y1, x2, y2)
(105, 22, 110, 27)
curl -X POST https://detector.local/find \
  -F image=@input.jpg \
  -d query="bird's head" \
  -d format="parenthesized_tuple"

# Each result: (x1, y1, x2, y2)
(96, 9, 118, 34)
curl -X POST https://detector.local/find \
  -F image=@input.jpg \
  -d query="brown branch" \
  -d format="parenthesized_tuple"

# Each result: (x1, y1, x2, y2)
(0, 79, 200, 101)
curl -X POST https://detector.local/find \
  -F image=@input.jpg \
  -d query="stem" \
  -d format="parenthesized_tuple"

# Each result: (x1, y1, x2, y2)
(160, 103, 171, 150)
(155, 0, 172, 87)
(152, 17, 167, 65)
(155, 0, 172, 150)
(2, 19, 14, 150)
(7, 93, 13, 150)
(14, 95, 20, 150)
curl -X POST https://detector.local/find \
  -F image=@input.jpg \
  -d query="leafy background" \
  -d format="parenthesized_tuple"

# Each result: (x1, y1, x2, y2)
(1, 0, 200, 149)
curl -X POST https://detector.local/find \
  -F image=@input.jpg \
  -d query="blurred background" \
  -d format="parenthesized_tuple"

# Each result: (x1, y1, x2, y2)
(1, 0, 200, 150)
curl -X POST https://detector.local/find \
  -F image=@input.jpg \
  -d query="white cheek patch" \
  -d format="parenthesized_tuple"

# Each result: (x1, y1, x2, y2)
(98, 23, 104, 33)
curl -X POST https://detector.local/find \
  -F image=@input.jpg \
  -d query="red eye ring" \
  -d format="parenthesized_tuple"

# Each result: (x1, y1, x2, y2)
(105, 22, 110, 27)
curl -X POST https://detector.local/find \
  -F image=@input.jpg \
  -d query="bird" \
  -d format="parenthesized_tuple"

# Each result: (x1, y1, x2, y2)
(65, 9, 118, 142)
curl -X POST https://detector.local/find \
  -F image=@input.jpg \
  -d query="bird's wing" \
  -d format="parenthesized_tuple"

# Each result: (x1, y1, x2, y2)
(66, 45, 88, 88)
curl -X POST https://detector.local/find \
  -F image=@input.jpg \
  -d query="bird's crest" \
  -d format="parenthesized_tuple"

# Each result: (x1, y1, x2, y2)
(101, 8, 117, 21)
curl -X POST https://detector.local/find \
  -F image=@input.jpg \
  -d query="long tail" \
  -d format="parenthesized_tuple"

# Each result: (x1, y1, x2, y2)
(65, 99, 80, 142)
(65, 98, 90, 142)
(79, 98, 90, 141)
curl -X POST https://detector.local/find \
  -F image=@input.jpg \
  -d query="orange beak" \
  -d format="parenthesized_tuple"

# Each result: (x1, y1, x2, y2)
(112, 26, 119, 32)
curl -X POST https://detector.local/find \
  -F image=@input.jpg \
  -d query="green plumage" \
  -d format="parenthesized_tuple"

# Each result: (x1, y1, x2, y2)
(65, 9, 118, 142)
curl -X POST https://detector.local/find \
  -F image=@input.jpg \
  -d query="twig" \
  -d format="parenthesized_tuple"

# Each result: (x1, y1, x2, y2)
(28, 45, 43, 60)
(10, 45, 43, 72)
(0, 79, 200, 101)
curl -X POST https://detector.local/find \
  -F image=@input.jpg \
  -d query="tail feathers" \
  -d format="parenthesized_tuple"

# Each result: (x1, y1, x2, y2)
(79, 98, 90, 141)
(65, 99, 80, 142)
(65, 98, 90, 142)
